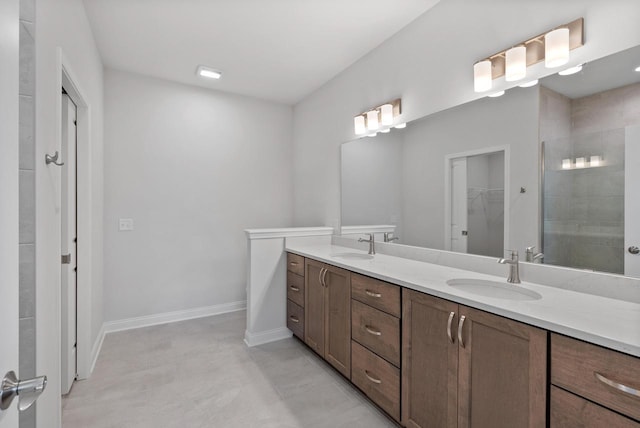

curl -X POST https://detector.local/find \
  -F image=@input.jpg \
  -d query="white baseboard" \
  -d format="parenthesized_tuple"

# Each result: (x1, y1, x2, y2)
(88, 324, 106, 376)
(103, 300, 247, 334)
(244, 327, 292, 347)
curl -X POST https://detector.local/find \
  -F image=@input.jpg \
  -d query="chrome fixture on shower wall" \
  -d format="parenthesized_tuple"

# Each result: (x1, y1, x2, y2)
(474, 18, 585, 93)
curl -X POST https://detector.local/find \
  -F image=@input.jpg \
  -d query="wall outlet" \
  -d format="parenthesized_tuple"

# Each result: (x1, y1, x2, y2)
(119, 218, 134, 231)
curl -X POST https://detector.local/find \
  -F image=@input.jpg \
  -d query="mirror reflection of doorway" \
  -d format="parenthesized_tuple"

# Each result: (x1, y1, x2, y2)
(448, 150, 505, 258)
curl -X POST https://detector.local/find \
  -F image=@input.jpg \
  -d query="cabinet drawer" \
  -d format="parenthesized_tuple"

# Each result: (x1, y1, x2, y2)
(551, 334, 640, 421)
(287, 253, 304, 276)
(287, 300, 304, 340)
(351, 340, 400, 421)
(287, 272, 305, 307)
(351, 300, 400, 367)
(351, 273, 400, 317)
(551, 386, 639, 428)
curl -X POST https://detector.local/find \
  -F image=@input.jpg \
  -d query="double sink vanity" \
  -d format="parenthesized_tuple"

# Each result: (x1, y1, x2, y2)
(284, 239, 640, 428)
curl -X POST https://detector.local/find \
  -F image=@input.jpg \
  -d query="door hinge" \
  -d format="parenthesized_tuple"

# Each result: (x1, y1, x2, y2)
(61, 254, 71, 264)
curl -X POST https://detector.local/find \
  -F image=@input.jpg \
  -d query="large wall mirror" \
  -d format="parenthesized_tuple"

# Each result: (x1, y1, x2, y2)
(341, 44, 640, 278)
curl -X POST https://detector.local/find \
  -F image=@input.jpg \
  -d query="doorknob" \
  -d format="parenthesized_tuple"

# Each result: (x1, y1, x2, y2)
(629, 246, 640, 255)
(0, 371, 47, 412)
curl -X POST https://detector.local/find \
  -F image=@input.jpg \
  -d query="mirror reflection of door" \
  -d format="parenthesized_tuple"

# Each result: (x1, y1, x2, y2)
(449, 151, 505, 258)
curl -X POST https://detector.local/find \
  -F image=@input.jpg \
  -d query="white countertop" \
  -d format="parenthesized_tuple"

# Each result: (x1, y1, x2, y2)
(286, 241, 640, 357)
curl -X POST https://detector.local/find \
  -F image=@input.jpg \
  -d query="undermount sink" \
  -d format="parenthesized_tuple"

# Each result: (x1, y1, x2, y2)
(331, 252, 374, 261)
(446, 278, 542, 301)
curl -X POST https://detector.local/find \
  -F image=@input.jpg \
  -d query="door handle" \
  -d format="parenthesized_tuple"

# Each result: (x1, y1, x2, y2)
(447, 311, 455, 343)
(0, 371, 47, 412)
(321, 268, 328, 287)
(61, 253, 71, 264)
(457, 315, 466, 348)
(629, 246, 640, 255)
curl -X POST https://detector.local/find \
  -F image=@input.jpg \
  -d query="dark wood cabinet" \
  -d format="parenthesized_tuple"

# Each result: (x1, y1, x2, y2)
(402, 289, 547, 428)
(286, 253, 306, 341)
(304, 258, 351, 378)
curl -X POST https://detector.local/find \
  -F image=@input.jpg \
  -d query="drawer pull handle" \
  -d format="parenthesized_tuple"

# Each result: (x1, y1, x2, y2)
(364, 370, 382, 384)
(457, 315, 466, 348)
(321, 268, 328, 287)
(289, 316, 300, 324)
(364, 325, 382, 336)
(289, 261, 299, 266)
(289, 285, 300, 292)
(365, 290, 382, 298)
(447, 312, 455, 344)
(318, 268, 324, 287)
(595, 372, 640, 398)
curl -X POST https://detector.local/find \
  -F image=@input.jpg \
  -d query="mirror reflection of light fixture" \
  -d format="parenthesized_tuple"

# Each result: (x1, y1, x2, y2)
(505, 46, 527, 82)
(575, 157, 586, 168)
(472, 18, 583, 91)
(474, 60, 493, 92)
(635, 66, 640, 72)
(519, 79, 539, 88)
(562, 158, 572, 169)
(353, 99, 402, 136)
(354, 115, 366, 135)
(590, 155, 602, 167)
(545, 28, 570, 68)
(558, 64, 583, 76)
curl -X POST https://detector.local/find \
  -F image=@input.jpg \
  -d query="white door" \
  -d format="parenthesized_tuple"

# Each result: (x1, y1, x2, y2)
(0, 0, 20, 426)
(625, 125, 640, 277)
(450, 157, 468, 253)
(61, 93, 78, 394)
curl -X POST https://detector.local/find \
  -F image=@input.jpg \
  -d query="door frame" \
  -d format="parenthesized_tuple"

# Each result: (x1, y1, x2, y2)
(444, 145, 510, 253)
(57, 49, 94, 380)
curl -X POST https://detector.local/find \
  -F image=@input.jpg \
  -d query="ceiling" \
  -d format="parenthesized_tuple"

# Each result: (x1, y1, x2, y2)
(83, 0, 440, 104)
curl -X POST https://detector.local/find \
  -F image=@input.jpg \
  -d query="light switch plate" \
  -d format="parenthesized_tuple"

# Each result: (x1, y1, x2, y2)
(119, 218, 134, 231)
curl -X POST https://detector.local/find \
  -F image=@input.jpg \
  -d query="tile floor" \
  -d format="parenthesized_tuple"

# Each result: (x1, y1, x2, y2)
(62, 311, 397, 427)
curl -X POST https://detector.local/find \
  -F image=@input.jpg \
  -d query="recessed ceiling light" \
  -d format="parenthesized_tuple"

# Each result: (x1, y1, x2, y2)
(519, 80, 539, 88)
(196, 65, 222, 80)
(558, 64, 583, 76)
(488, 91, 505, 98)
(635, 66, 640, 72)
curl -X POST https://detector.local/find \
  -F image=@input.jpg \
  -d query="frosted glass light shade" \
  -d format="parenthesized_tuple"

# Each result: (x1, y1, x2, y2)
(380, 104, 393, 126)
(474, 60, 492, 92)
(366, 110, 379, 131)
(590, 155, 602, 167)
(545, 28, 570, 68)
(354, 115, 366, 135)
(575, 157, 585, 168)
(505, 46, 527, 82)
(562, 159, 572, 169)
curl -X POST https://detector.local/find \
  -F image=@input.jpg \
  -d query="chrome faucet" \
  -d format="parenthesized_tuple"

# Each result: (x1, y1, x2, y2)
(525, 246, 544, 263)
(383, 232, 399, 243)
(497, 250, 520, 284)
(358, 233, 376, 255)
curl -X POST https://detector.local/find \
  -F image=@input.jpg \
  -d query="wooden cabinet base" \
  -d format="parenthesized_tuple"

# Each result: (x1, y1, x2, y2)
(351, 341, 400, 421)
(551, 386, 640, 428)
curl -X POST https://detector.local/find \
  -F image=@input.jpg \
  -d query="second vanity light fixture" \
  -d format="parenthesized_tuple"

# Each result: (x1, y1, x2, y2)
(354, 98, 404, 136)
(474, 18, 584, 93)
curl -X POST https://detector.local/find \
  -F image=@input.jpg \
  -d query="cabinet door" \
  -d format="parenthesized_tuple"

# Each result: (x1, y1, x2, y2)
(305, 259, 325, 356)
(324, 264, 351, 378)
(457, 305, 547, 428)
(402, 289, 458, 428)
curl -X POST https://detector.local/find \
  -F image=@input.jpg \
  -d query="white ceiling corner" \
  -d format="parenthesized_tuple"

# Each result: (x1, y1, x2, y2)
(83, 0, 440, 104)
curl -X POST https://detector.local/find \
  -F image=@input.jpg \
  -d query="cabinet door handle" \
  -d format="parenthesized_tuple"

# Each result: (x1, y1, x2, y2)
(447, 312, 455, 344)
(289, 316, 300, 324)
(364, 370, 382, 384)
(321, 268, 328, 287)
(318, 268, 324, 287)
(365, 289, 382, 298)
(595, 372, 640, 398)
(364, 325, 382, 336)
(457, 315, 466, 348)
(289, 285, 300, 292)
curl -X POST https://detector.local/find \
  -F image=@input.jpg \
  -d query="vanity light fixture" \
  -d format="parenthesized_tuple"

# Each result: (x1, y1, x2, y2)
(575, 157, 586, 168)
(558, 64, 583, 76)
(590, 155, 602, 167)
(353, 99, 402, 136)
(519, 79, 539, 88)
(196, 65, 222, 80)
(488, 91, 505, 98)
(354, 115, 366, 135)
(505, 46, 527, 82)
(635, 66, 640, 72)
(562, 159, 572, 169)
(472, 18, 583, 92)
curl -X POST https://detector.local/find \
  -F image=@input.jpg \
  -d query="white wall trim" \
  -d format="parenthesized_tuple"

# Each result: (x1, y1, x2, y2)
(245, 227, 333, 240)
(103, 301, 246, 334)
(86, 323, 105, 378)
(244, 327, 292, 347)
(340, 225, 396, 235)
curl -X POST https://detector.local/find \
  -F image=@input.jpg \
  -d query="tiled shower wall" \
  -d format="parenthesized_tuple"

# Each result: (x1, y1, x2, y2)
(19, 0, 36, 426)
(541, 83, 640, 275)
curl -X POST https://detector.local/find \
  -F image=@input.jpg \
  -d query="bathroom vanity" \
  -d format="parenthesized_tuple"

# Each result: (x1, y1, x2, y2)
(284, 241, 640, 427)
